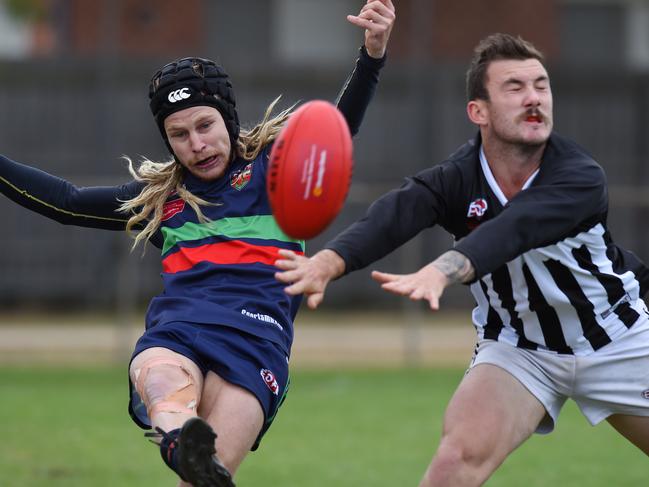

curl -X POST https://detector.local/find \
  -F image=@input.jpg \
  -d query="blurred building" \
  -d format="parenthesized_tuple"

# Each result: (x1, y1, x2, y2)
(0, 0, 648, 311)
(2, 0, 648, 68)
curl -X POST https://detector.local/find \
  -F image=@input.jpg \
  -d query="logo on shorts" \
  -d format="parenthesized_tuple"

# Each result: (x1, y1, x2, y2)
(642, 389, 649, 400)
(260, 368, 279, 395)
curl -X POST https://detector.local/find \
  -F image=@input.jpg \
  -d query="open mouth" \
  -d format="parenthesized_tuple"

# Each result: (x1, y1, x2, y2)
(524, 113, 542, 123)
(195, 155, 219, 169)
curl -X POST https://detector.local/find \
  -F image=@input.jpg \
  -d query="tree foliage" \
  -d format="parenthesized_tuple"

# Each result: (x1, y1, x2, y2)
(5, 0, 48, 21)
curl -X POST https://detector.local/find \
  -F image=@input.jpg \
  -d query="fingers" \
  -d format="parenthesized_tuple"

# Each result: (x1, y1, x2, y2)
(275, 249, 302, 265)
(274, 249, 305, 271)
(427, 295, 440, 311)
(306, 293, 324, 310)
(372, 270, 413, 295)
(372, 269, 442, 311)
(274, 259, 310, 290)
(347, 7, 392, 30)
(348, 0, 395, 59)
(359, 0, 394, 20)
(278, 270, 319, 297)
(374, 273, 415, 296)
(408, 288, 438, 310)
(371, 270, 399, 283)
(347, 0, 395, 30)
(274, 250, 331, 306)
(370, 0, 395, 10)
(274, 269, 299, 285)
(283, 280, 308, 296)
(346, 15, 387, 33)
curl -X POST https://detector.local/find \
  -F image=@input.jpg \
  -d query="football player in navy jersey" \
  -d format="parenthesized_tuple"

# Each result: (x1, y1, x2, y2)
(276, 33, 649, 486)
(0, 2, 394, 486)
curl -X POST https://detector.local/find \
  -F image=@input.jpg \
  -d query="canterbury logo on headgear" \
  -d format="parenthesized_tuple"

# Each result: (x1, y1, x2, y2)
(168, 88, 191, 103)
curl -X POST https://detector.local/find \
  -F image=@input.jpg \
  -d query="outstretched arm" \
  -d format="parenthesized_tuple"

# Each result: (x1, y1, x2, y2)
(336, 0, 395, 136)
(0, 154, 143, 230)
(372, 250, 475, 310)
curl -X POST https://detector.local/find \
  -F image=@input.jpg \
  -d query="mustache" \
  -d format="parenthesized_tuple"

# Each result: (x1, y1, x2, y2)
(521, 108, 547, 122)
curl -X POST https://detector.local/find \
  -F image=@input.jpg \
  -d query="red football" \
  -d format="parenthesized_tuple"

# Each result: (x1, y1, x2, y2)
(268, 100, 353, 239)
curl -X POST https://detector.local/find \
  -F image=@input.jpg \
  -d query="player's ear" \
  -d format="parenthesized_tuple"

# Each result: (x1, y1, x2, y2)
(467, 100, 488, 126)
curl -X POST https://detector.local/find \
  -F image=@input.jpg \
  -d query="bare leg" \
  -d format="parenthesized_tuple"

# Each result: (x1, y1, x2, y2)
(607, 414, 649, 455)
(420, 364, 547, 487)
(177, 371, 264, 486)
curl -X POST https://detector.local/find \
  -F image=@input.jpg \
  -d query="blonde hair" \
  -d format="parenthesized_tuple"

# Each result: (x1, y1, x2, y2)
(119, 96, 296, 250)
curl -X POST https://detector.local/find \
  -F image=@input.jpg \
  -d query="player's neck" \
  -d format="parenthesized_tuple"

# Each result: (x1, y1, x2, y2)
(481, 139, 545, 200)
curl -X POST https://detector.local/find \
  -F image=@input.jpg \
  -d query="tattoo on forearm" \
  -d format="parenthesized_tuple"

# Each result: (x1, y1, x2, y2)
(432, 251, 475, 284)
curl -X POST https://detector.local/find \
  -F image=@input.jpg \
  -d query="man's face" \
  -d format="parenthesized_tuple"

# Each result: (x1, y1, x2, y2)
(475, 58, 553, 147)
(164, 106, 232, 181)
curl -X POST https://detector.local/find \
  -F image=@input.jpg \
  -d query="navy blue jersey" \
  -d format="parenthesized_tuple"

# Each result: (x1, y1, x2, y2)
(145, 147, 301, 353)
(0, 46, 385, 356)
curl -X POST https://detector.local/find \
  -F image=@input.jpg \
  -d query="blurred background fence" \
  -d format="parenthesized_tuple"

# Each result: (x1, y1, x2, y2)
(0, 0, 648, 316)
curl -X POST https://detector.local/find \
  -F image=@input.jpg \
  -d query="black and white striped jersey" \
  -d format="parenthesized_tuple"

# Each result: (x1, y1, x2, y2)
(327, 133, 649, 356)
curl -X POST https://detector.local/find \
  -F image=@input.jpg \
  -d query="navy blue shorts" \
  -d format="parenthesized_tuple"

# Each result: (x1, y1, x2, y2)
(128, 321, 290, 450)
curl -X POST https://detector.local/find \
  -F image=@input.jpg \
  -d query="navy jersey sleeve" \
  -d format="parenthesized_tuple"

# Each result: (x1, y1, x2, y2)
(0, 154, 144, 230)
(325, 165, 448, 274)
(335, 46, 386, 137)
(454, 154, 607, 280)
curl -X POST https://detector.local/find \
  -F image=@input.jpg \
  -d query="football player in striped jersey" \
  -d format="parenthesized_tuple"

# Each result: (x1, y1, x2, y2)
(277, 32, 649, 486)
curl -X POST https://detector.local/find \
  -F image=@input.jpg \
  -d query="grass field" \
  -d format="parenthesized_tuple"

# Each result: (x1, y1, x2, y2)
(0, 366, 646, 486)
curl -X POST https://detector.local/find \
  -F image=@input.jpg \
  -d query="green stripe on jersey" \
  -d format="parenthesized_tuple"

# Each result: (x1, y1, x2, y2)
(161, 215, 304, 254)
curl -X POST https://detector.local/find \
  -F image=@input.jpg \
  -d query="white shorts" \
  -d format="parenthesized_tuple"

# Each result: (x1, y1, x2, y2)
(470, 316, 649, 434)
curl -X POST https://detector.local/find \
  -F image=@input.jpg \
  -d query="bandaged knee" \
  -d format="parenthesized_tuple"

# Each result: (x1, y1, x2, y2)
(133, 357, 199, 418)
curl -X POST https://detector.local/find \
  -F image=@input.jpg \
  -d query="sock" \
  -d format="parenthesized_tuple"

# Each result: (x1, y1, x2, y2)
(159, 428, 186, 480)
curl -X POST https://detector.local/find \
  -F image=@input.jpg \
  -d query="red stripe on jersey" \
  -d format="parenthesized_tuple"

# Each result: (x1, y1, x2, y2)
(162, 240, 302, 274)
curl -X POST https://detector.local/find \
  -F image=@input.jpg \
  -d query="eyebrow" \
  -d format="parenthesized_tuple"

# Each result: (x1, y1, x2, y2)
(165, 124, 186, 133)
(166, 114, 214, 132)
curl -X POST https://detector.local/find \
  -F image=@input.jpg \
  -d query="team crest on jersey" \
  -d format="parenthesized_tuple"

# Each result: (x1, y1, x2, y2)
(467, 198, 488, 217)
(230, 162, 253, 190)
(162, 198, 186, 221)
(642, 389, 649, 400)
(260, 368, 279, 395)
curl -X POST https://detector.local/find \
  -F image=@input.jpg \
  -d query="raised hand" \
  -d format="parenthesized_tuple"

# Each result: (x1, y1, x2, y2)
(347, 0, 396, 59)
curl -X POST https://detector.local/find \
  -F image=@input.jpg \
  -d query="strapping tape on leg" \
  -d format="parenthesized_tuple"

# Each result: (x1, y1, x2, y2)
(133, 356, 199, 418)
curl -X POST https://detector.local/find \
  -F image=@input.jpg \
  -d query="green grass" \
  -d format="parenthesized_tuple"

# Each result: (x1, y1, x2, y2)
(0, 366, 646, 486)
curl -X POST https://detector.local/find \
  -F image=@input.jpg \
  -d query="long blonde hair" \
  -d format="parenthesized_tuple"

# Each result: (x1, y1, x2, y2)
(119, 96, 295, 250)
